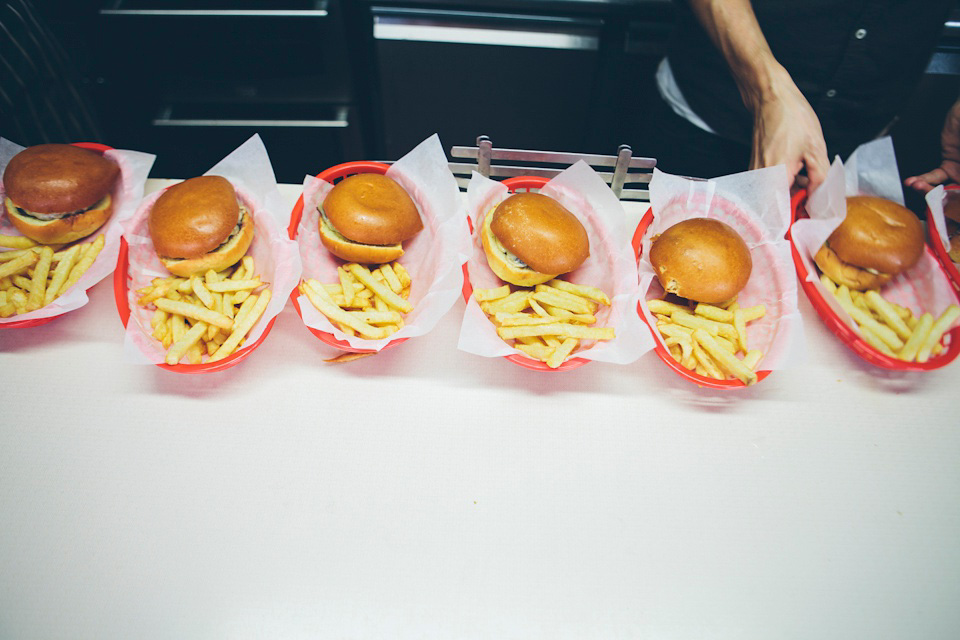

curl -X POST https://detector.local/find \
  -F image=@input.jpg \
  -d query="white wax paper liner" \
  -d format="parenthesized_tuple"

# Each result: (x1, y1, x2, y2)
(793, 137, 960, 331)
(295, 133, 471, 351)
(457, 161, 652, 365)
(0, 137, 155, 323)
(121, 134, 301, 365)
(639, 165, 805, 371)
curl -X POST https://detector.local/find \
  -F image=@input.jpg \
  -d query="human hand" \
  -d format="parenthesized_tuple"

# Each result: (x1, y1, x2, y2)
(749, 71, 829, 192)
(904, 98, 960, 193)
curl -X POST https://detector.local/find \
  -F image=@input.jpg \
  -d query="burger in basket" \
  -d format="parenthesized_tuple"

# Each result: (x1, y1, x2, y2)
(814, 195, 923, 291)
(647, 217, 765, 385)
(3, 143, 119, 244)
(471, 191, 617, 370)
(318, 173, 422, 263)
(481, 192, 589, 286)
(148, 175, 254, 277)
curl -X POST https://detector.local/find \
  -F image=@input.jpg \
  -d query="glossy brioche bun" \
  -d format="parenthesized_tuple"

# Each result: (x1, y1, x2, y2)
(649, 217, 752, 304)
(319, 173, 422, 264)
(814, 195, 924, 290)
(2, 143, 120, 244)
(148, 175, 254, 277)
(481, 192, 589, 287)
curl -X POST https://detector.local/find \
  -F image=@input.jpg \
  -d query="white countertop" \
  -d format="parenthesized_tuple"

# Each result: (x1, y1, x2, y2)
(2, 180, 959, 639)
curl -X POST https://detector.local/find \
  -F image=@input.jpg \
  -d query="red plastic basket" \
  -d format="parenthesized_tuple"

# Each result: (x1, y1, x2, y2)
(288, 160, 408, 354)
(787, 188, 960, 370)
(926, 185, 960, 294)
(113, 185, 277, 373)
(461, 175, 589, 372)
(1, 142, 113, 330)
(631, 209, 773, 389)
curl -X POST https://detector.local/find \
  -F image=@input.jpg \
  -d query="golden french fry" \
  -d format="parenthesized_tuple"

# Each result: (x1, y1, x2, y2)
(916, 305, 960, 363)
(692, 341, 724, 380)
(864, 290, 912, 341)
(154, 298, 234, 330)
(671, 310, 738, 341)
(647, 299, 690, 316)
(496, 322, 614, 341)
(694, 303, 733, 323)
(545, 278, 611, 306)
(532, 288, 594, 315)
(204, 269, 221, 285)
(742, 350, 763, 371)
(191, 276, 215, 309)
(474, 284, 511, 303)
(899, 313, 933, 362)
(337, 266, 355, 307)
(45, 245, 81, 306)
(482, 291, 532, 314)
(211, 289, 272, 361)
(545, 338, 578, 368)
(324, 351, 377, 364)
(353, 310, 403, 325)
(393, 262, 411, 288)
(346, 263, 412, 313)
(515, 342, 556, 362)
(302, 281, 385, 339)
(733, 308, 748, 353)
(206, 278, 262, 293)
(495, 311, 596, 327)
(834, 292, 903, 351)
(693, 328, 758, 385)
(166, 321, 209, 365)
(0, 250, 38, 279)
(0, 234, 38, 250)
(379, 262, 403, 294)
(26, 245, 54, 311)
(60, 234, 104, 294)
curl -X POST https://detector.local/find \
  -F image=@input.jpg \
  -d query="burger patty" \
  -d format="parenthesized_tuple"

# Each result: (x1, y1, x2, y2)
(12, 195, 109, 221)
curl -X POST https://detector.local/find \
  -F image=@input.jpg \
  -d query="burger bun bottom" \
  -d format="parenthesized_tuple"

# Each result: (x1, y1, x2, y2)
(481, 207, 556, 287)
(318, 210, 404, 264)
(814, 242, 893, 291)
(5, 195, 114, 245)
(160, 211, 254, 277)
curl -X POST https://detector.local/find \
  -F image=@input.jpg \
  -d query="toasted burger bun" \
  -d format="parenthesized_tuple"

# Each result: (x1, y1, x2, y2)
(319, 173, 422, 263)
(649, 217, 752, 304)
(148, 175, 254, 277)
(481, 192, 589, 287)
(814, 195, 924, 291)
(2, 144, 120, 244)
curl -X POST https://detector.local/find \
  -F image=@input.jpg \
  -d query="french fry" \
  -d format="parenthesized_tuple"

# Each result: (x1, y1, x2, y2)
(191, 276, 215, 309)
(545, 278, 611, 306)
(647, 298, 690, 316)
(166, 320, 209, 365)
(379, 262, 403, 294)
(496, 322, 614, 341)
(210, 289, 272, 361)
(206, 278, 262, 293)
(0, 234, 38, 250)
(154, 298, 234, 330)
(545, 338, 578, 369)
(495, 311, 596, 327)
(694, 303, 733, 323)
(337, 266, 355, 307)
(532, 287, 594, 315)
(898, 312, 933, 362)
(60, 234, 104, 294)
(25, 246, 54, 311)
(482, 291, 531, 314)
(45, 245, 81, 306)
(693, 328, 758, 385)
(864, 290, 912, 341)
(302, 281, 385, 339)
(0, 250, 38, 279)
(515, 342, 556, 362)
(474, 284, 511, 303)
(346, 263, 412, 313)
(692, 341, 724, 380)
(916, 305, 960, 363)
(394, 262, 412, 288)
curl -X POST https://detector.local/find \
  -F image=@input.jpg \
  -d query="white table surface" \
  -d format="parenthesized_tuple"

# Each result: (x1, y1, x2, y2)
(2, 180, 959, 640)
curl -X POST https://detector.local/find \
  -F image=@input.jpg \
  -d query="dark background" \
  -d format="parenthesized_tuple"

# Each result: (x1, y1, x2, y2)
(6, 0, 960, 214)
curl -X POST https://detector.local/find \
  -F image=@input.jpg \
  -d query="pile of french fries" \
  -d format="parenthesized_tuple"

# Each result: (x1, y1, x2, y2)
(300, 261, 412, 341)
(648, 296, 766, 385)
(473, 279, 615, 369)
(819, 274, 960, 362)
(136, 255, 272, 365)
(0, 233, 104, 317)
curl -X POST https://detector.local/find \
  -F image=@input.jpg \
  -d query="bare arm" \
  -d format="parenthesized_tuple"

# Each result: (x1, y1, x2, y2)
(904, 98, 960, 193)
(688, 0, 829, 189)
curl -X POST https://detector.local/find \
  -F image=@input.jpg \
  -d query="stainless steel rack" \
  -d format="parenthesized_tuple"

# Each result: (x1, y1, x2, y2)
(449, 135, 656, 201)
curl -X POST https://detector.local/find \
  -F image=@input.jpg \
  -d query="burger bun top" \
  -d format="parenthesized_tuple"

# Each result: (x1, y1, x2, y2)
(829, 195, 924, 277)
(149, 175, 240, 260)
(649, 217, 752, 304)
(489, 192, 589, 275)
(3, 144, 119, 213)
(322, 173, 422, 246)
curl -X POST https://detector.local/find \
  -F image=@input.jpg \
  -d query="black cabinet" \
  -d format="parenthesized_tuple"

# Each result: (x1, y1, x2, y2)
(90, 0, 363, 181)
